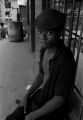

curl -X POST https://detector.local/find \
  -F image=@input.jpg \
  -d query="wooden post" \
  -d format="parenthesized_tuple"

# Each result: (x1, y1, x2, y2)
(27, 0, 30, 25)
(31, 0, 35, 52)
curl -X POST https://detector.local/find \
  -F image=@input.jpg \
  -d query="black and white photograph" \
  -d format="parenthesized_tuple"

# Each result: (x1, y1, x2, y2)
(0, 0, 83, 120)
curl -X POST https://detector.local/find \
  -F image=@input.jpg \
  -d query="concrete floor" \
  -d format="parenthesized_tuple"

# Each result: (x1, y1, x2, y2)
(0, 38, 39, 120)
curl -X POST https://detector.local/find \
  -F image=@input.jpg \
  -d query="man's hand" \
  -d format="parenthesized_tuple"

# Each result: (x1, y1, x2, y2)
(25, 113, 36, 120)
(18, 94, 28, 114)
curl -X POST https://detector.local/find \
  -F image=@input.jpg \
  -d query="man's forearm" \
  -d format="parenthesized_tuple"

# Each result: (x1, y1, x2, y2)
(26, 73, 43, 97)
(30, 95, 65, 119)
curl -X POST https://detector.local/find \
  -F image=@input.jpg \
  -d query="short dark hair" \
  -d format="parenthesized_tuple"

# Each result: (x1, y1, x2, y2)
(1, 23, 4, 27)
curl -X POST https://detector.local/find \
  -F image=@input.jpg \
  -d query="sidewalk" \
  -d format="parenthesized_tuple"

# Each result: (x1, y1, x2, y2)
(0, 38, 39, 120)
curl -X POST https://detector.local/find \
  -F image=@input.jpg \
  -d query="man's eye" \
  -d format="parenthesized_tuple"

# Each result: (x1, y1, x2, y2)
(38, 31, 42, 34)
(46, 32, 52, 35)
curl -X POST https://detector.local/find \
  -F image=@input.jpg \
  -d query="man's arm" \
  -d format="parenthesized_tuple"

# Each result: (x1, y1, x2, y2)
(26, 72, 43, 97)
(26, 95, 65, 119)
(19, 72, 43, 113)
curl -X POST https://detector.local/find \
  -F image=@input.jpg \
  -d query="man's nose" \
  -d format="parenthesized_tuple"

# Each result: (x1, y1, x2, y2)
(42, 32, 47, 39)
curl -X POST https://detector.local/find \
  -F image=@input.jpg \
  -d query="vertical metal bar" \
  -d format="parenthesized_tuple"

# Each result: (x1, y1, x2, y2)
(46, 0, 47, 9)
(42, 0, 51, 11)
(61, 0, 64, 12)
(68, 0, 76, 48)
(48, 0, 51, 8)
(62, 0, 66, 43)
(50, 0, 52, 8)
(46, 0, 50, 9)
(42, 0, 47, 10)
(50, 0, 52, 5)
(76, 12, 83, 74)
(60, 0, 67, 42)
(58, 0, 61, 10)
(63, 0, 66, 13)
(54, 0, 56, 8)
(31, 0, 35, 52)
(73, 1, 81, 55)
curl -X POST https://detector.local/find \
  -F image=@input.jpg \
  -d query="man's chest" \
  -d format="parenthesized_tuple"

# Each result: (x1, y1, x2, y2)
(42, 50, 55, 86)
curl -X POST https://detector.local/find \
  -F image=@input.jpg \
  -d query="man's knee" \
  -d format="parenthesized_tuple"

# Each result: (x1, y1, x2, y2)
(5, 107, 25, 120)
(6, 116, 15, 120)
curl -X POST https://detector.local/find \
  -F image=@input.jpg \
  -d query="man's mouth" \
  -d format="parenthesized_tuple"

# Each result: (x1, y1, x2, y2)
(41, 42, 47, 46)
(40, 39, 47, 44)
(40, 42, 47, 48)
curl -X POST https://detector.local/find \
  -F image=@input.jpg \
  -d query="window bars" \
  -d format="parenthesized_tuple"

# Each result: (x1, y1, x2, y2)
(42, 0, 83, 54)
(42, 1, 83, 120)
(43, 0, 83, 72)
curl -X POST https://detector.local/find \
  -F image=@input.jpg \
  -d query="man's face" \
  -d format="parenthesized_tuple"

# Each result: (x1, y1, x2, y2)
(37, 29, 59, 48)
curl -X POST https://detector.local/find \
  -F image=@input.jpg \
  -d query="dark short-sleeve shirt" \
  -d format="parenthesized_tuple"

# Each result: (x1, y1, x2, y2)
(36, 40, 76, 108)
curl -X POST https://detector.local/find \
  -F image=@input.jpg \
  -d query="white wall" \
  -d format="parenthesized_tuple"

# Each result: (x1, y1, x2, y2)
(11, 0, 19, 21)
(1, 0, 19, 21)
(0, 0, 5, 22)
(35, 0, 42, 18)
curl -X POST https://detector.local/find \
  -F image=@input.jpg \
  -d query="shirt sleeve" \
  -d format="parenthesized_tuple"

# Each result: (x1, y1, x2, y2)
(54, 59, 76, 97)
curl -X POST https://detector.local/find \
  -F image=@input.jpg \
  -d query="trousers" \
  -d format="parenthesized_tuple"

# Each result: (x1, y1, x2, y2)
(5, 89, 69, 120)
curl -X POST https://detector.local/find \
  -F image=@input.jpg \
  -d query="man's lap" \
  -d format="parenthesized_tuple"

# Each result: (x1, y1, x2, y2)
(5, 103, 68, 120)
(5, 94, 39, 120)
(5, 88, 69, 120)
(6, 107, 25, 120)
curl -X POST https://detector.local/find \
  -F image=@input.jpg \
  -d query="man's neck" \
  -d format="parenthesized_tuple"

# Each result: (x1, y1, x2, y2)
(46, 46, 56, 54)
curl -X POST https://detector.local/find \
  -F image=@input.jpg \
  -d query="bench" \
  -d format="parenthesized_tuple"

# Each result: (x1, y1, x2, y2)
(15, 84, 83, 120)
(25, 85, 83, 120)
(66, 87, 83, 120)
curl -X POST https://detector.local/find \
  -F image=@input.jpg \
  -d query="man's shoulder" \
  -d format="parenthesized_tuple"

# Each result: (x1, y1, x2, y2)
(59, 46, 76, 69)
(53, 45, 76, 68)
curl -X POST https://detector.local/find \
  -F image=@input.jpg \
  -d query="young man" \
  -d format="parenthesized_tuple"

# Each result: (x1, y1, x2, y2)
(6, 9, 76, 120)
